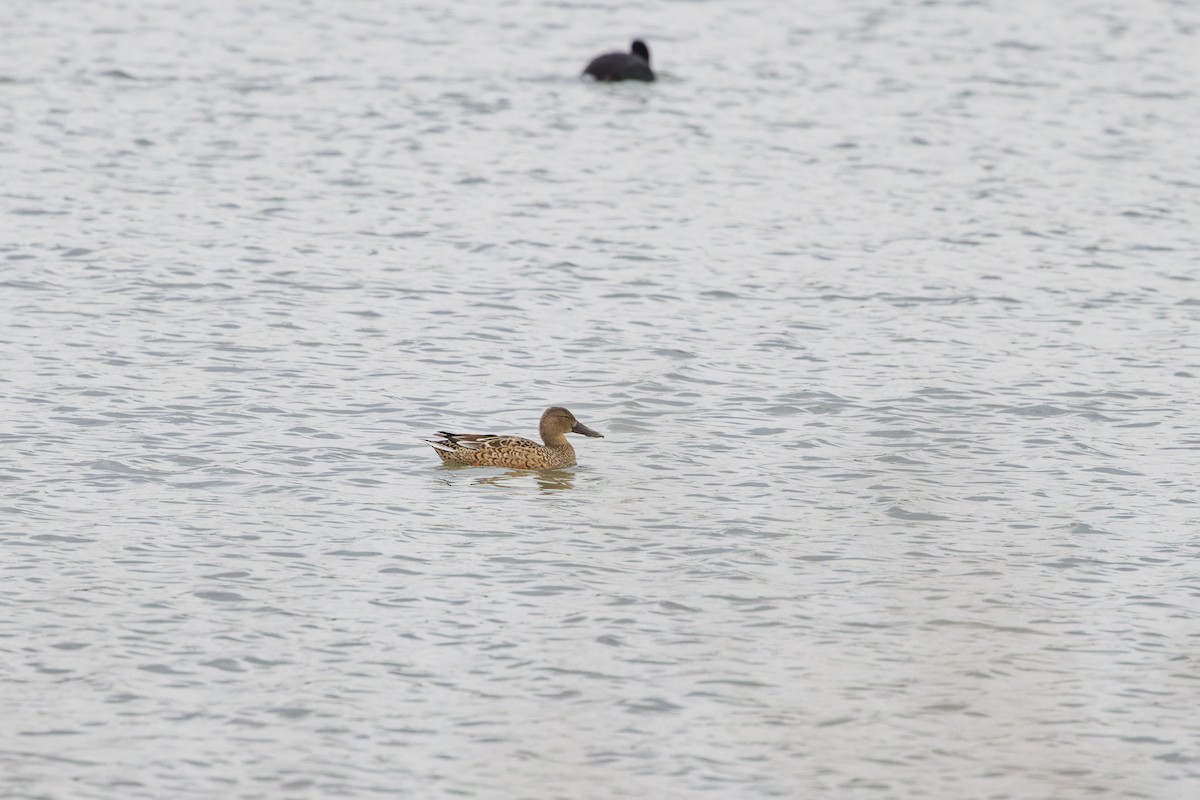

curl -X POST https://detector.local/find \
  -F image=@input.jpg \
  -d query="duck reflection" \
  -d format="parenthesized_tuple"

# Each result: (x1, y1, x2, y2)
(471, 468, 576, 492)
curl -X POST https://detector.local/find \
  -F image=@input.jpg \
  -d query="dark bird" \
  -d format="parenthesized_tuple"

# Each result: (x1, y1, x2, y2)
(583, 39, 655, 83)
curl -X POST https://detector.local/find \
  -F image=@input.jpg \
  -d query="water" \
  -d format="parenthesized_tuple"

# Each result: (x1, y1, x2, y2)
(2, 0, 1198, 797)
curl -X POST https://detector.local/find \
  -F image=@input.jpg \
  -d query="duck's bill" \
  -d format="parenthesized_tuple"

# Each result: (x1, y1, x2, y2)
(572, 421, 604, 438)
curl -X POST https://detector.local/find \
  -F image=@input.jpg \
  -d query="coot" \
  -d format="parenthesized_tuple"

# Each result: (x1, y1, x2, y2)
(583, 40, 655, 82)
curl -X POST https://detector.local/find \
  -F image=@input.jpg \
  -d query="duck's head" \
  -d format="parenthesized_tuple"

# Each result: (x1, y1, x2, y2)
(631, 40, 650, 63)
(541, 406, 603, 439)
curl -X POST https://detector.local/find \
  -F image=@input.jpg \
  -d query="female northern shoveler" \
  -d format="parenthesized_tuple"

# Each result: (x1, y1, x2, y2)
(426, 407, 604, 469)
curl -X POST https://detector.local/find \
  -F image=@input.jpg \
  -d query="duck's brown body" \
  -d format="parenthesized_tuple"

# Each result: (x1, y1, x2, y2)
(427, 407, 603, 469)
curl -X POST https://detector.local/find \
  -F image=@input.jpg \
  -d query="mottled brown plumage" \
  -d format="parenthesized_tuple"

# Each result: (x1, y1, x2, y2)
(427, 407, 604, 469)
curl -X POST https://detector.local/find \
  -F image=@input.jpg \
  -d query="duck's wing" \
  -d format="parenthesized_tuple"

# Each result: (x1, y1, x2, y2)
(426, 432, 538, 453)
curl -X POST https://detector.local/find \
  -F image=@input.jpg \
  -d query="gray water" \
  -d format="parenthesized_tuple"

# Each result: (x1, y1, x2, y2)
(2, 0, 1199, 798)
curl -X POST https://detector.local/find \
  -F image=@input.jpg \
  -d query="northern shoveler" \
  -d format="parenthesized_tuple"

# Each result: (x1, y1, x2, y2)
(583, 40, 656, 82)
(426, 407, 604, 469)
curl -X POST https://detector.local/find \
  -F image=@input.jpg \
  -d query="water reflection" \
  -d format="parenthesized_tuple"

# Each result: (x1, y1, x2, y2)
(473, 469, 575, 492)
(432, 466, 577, 492)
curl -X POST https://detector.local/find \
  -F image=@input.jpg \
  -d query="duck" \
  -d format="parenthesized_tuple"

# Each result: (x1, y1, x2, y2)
(582, 39, 656, 82)
(427, 407, 604, 469)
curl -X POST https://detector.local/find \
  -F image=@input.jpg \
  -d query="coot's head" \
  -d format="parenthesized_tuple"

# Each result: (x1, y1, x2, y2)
(631, 40, 650, 64)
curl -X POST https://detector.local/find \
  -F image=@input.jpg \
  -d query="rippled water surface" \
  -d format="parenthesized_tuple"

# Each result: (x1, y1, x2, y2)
(3, 0, 1199, 797)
